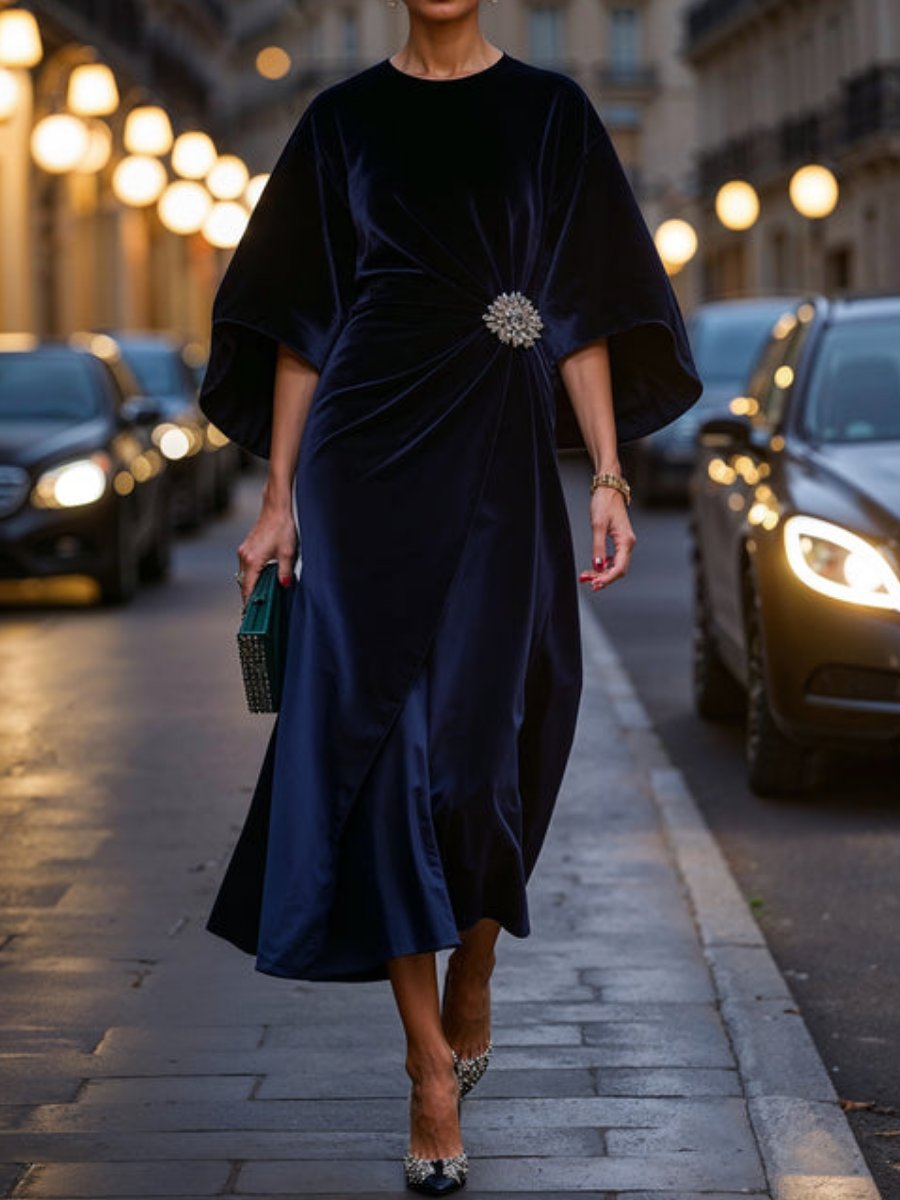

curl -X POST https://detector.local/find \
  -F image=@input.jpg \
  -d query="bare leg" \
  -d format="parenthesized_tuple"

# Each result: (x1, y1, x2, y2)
(440, 917, 500, 1059)
(388, 950, 463, 1160)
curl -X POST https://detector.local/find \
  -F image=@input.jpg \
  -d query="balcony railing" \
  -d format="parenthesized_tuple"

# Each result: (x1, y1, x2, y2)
(697, 63, 900, 194)
(595, 62, 658, 92)
(686, 0, 767, 53)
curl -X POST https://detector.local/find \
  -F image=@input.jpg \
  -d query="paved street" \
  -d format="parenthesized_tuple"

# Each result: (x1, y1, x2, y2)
(587, 497, 900, 1200)
(0, 465, 876, 1199)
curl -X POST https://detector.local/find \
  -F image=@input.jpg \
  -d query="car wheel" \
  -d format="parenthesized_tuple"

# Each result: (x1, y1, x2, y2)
(744, 570, 815, 796)
(98, 503, 139, 605)
(175, 472, 204, 532)
(692, 553, 744, 720)
(140, 488, 173, 582)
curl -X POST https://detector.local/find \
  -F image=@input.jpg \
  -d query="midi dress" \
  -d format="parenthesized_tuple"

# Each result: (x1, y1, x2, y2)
(198, 50, 702, 983)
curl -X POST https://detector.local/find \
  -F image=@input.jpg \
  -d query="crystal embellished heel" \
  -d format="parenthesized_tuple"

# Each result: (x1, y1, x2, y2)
(403, 1150, 468, 1194)
(452, 1040, 493, 1098)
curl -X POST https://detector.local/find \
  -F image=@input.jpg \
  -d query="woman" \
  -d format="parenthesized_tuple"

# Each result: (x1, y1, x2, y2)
(199, 0, 701, 1193)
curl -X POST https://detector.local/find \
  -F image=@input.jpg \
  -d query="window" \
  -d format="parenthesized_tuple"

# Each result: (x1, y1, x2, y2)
(340, 9, 358, 60)
(528, 5, 564, 64)
(609, 5, 641, 74)
(746, 314, 812, 430)
(805, 319, 900, 443)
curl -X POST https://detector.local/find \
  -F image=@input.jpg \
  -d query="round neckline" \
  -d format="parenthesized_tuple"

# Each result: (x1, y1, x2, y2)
(384, 50, 508, 83)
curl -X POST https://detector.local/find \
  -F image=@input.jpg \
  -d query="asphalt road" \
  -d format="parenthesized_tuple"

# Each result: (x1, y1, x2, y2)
(559, 458, 900, 1198)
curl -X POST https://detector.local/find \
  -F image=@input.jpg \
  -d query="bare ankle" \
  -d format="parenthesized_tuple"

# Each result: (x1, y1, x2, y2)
(405, 1043, 455, 1083)
(448, 945, 496, 983)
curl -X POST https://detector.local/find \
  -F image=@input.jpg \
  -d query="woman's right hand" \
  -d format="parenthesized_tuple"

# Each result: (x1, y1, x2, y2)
(237, 503, 297, 608)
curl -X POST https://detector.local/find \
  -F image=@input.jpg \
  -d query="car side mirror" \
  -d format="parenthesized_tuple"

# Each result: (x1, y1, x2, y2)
(698, 415, 753, 449)
(120, 396, 162, 427)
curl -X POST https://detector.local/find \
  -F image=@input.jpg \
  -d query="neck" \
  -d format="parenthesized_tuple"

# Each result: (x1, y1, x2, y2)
(395, 18, 497, 76)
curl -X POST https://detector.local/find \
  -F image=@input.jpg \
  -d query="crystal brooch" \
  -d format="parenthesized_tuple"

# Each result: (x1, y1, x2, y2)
(483, 290, 543, 348)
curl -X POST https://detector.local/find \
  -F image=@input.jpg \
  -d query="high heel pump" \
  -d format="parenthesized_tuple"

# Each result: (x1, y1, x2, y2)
(403, 1150, 468, 1194)
(452, 1039, 493, 1098)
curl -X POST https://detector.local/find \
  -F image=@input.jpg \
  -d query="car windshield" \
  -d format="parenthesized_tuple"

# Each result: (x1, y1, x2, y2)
(0, 352, 100, 421)
(120, 344, 186, 397)
(804, 318, 900, 443)
(688, 304, 793, 389)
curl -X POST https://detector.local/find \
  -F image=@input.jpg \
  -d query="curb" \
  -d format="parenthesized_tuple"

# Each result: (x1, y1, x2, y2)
(579, 600, 881, 1200)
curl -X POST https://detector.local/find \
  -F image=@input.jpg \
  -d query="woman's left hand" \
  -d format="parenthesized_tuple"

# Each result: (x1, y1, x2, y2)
(578, 488, 636, 591)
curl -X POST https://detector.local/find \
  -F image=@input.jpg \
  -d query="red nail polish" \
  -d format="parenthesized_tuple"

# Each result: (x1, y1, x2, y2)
(280, 575, 291, 586)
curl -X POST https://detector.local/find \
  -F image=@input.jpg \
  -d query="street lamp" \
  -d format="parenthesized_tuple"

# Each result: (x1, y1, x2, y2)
(112, 154, 167, 206)
(0, 66, 17, 119)
(203, 201, 249, 248)
(158, 179, 212, 234)
(30, 112, 90, 173)
(256, 46, 291, 80)
(124, 104, 173, 156)
(75, 121, 112, 173)
(172, 130, 216, 180)
(245, 173, 269, 209)
(715, 180, 760, 231)
(0, 8, 43, 68)
(654, 218, 698, 275)
(207, 154, 249, 201)
(789, 164, 839, 220)
(67, 62, 119, 117)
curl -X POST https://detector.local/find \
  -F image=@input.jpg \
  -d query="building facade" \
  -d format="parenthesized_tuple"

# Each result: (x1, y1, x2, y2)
(0, 0, 233, 339)
(0, 0, 700, 343)
(685, 0, 900, 298)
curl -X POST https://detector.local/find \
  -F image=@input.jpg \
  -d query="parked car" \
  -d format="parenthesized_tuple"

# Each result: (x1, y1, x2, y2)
(0, 338, 172, 604)
(95, 332, 239, 527)
(689, 294, 900, 795)
(627, 297, 802, 503)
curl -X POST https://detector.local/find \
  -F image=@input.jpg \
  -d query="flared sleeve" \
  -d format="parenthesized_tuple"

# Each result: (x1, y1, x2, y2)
(198, 98, 358, 458)
(538, 89, 702, 444)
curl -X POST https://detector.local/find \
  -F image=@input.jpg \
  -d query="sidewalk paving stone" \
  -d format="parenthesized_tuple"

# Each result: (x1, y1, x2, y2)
(0, 476, 881, 1198)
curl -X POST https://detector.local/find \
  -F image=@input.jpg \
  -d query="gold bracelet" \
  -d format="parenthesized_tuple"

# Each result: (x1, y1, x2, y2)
(590, 471, 632, 506)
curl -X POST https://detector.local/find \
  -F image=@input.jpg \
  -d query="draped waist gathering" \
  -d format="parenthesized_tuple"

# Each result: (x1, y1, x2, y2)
(348, 273, 546, 353)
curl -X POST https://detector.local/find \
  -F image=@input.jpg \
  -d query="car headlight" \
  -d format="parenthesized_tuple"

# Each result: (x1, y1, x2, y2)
(784, 515, 900, 613)
(152, 420, 205, 459)
(32, 454, 110, 509)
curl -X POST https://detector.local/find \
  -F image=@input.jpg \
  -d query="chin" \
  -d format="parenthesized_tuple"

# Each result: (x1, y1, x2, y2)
(404, 0, 481, 18)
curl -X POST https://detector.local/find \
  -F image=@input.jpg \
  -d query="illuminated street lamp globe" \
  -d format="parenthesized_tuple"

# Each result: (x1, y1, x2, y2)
(31, 114, 90, 173)
(124, 105, 173, 156)
(112, 155, 168, 206)
(245, 173, 270, 209)
(158, 180, 213, 235)
(654, 218, 698, 274)
(0, 9, 43, 68)
(172, 131, 217, 180)
(203, 201, 249, 248)
(789, 164, 839, 220)
(207, 155, 250, 201)
(75, 121, 113, 173)
(67, 63, 119, 117)
(715, 180, 760, 231)
(0, 66, 18, 120)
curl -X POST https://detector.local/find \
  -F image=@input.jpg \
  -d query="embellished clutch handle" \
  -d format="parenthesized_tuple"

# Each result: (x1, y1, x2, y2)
(236, 562, 292, 713)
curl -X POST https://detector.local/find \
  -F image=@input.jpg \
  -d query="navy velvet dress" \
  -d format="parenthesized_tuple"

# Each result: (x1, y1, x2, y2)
(199, 51, 701, 982)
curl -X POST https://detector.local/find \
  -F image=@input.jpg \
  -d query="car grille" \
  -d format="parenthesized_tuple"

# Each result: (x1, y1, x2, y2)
(0, 465, 30, 518)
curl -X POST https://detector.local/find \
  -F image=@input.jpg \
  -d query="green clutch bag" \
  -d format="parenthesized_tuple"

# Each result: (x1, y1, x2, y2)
(236, 562, 292, 713)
